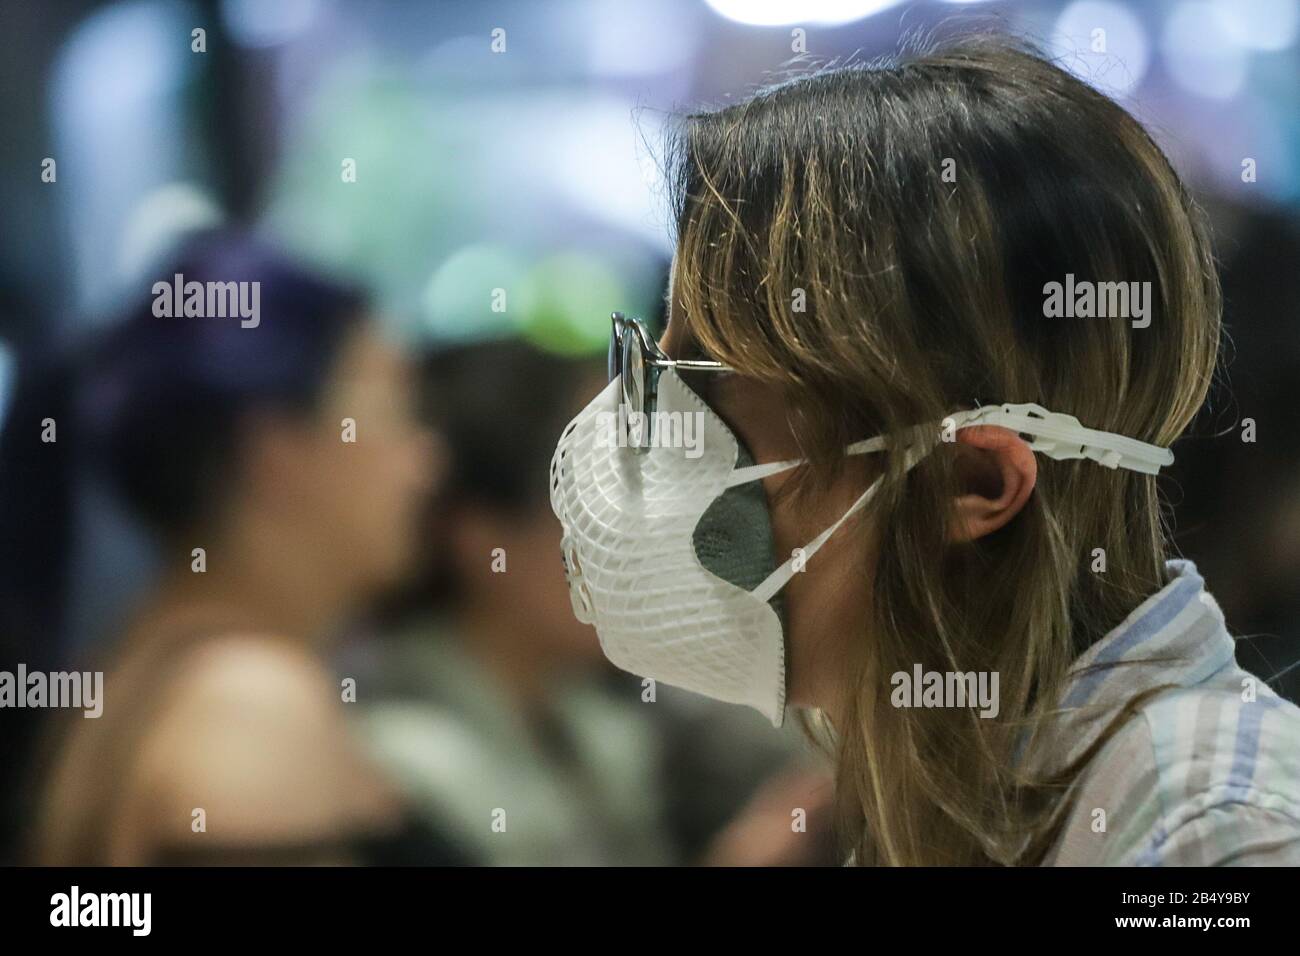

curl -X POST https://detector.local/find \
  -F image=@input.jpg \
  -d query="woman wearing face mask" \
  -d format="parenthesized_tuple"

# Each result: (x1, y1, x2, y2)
(551, 36, 1300, 866)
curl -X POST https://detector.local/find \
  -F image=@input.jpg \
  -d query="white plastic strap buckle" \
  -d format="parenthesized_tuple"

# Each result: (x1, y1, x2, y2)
(952, 402, 1173, 475)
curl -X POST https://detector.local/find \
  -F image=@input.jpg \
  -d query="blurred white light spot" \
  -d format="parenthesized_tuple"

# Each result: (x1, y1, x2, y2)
(0, 340, 13, 432)
(51, 0, 195, 315)
(1162, 2, 1249, 100)
(221, 0, 320, 49)
(543, 97, 672, 250)
(1051, 1, 1150, 97)
(54, 0, 187, 120)
(702, 0, 903, 27)
(422, 244, 530, 342)
(117, 183, 223, 286)
(588, 2, 698, 76)
(1211, 0, 1299, 52)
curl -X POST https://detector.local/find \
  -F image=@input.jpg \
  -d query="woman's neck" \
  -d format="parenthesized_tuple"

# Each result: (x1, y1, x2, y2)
(146, 521, 352, 643)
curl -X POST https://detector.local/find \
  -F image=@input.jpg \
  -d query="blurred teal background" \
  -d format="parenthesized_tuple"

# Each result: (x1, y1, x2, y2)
(2, 0, 1298, 362)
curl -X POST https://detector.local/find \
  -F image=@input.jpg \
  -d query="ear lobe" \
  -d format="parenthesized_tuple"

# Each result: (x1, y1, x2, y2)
(949, 425, 1038, 543)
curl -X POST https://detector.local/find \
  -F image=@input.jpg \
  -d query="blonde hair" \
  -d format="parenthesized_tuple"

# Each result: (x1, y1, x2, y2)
(666, 35, 1221, 865)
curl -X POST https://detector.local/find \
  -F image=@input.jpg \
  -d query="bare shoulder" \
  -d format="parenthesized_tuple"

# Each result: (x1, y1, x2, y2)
(169, 631, 334, 696)
(119, 632, 397, 857)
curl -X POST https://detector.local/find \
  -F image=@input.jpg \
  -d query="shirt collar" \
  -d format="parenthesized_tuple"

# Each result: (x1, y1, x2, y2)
(1030, 559, 1236, 773)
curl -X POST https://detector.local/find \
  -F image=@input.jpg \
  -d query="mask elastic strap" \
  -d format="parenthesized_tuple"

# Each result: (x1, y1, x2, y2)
(730, 437, 897, 602)
(735, 404, 1173, 603)
(947, 403, 1174, 475)
(725, 457, 801, 487)
(751, 474, 885, 604)
(725, 436, 888, 488)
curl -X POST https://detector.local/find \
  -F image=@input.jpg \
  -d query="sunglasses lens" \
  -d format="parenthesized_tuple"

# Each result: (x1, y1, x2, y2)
(607, 327, 621, 385)
(623, 328, 646, 446)
(608, 312, 629, 383)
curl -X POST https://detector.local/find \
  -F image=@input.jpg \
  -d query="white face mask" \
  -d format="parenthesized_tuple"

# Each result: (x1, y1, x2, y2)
(549, 368, 1174, 727)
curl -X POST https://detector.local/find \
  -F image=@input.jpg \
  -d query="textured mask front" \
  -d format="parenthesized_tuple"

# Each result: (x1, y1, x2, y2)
(549, 369, 789, 725)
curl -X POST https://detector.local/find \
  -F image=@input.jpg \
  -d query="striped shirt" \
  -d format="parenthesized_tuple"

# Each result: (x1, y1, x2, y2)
(1038, 559, 1300, 865)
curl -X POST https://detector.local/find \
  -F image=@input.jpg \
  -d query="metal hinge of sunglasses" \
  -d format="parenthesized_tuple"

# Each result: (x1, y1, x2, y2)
(609, 311, 729, 452)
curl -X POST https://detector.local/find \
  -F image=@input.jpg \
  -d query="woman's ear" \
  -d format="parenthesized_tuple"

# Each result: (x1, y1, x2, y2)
(949, 425, 1038, 543)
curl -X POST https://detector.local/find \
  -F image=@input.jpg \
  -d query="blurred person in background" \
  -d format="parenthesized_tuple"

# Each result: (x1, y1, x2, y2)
(354, 339, 835, 865)
(2, 230, 464, 865)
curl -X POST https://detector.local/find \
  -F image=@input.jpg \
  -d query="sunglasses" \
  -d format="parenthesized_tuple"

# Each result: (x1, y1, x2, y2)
(608, 311, 731, 451)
